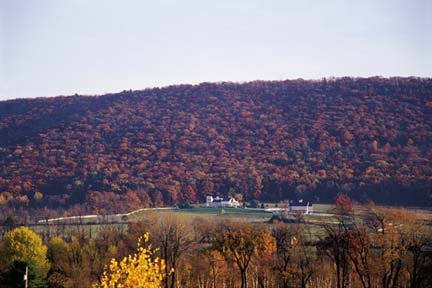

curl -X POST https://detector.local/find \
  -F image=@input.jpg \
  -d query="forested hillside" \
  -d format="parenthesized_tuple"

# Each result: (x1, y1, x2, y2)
(0, 77, 431, 214)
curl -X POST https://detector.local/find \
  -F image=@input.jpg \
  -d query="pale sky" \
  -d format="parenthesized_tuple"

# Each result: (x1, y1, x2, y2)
(0, 0, 431, 100)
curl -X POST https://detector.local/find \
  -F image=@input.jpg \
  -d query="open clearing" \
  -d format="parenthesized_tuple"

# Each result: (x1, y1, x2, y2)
(5, 203, 429, 241)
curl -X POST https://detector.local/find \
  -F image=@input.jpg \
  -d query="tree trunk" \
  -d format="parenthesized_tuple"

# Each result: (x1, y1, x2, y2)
(240, 268, 248, 288)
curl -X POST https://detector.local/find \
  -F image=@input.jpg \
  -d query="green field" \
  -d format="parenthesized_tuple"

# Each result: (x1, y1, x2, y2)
(8, 203, 429, 241)
(130, 207, 274, 222)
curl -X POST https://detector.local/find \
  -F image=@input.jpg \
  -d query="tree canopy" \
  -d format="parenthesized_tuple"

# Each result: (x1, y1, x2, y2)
(0, 226, 50, 287)
(0, 77, 430, 214)
(93, 233, 165, 288)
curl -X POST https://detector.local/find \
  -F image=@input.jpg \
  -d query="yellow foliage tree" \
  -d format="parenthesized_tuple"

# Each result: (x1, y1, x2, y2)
(93, 233, 165, 288)
(0, 226, 50, 286)
(0, 226, 50, 273)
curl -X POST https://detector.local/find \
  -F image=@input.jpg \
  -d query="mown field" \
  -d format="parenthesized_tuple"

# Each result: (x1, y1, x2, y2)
(4, 203, 431, 241)
(4, 205, 329, 240)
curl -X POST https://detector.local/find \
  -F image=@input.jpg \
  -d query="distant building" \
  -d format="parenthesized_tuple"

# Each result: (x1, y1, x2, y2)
(206, 196, 240, 208)
(289, 199, 313, 214)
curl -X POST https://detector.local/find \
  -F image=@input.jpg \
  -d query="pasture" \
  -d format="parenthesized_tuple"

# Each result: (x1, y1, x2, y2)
(3, 203, 430, 241)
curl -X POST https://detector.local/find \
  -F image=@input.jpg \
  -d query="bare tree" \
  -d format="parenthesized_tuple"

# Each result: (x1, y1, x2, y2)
(150, 213, 195, 288)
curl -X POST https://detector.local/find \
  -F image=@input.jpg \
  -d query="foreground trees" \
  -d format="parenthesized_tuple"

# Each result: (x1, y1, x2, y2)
(47, 236, 108, 288)
(272, 223, 315, 288)
(128, 213, 194, 288)
(367, 206, 432, 288)
(93, 233, 165, 288)
(317, 202, 432, 288)
(0, 226, 50, 287)
(208, 221, 275, 288)
(0, 204, 431, 288)
(151, 215, 194, 288)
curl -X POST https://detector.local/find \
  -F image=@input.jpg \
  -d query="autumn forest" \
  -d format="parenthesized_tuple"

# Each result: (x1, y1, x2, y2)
(0, 77, 431, 216)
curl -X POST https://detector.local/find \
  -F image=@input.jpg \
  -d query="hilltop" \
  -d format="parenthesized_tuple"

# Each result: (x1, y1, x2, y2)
(0, 77, 431, 214)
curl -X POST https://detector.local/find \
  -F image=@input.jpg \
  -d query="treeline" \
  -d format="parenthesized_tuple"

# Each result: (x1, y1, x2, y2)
(0, 202, 431, 288)
(0, 77, 431, 214)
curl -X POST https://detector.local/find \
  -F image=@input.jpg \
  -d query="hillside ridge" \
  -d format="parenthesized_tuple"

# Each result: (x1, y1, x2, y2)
(0, 77, 431, 215)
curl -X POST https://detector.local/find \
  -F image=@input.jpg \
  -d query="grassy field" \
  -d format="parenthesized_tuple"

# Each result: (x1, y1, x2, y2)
(12, 208, 276, 241)
(130, 207, 274, 222)
(27, 222, 128, 240)
(39, 204, 336, 225)
(7, 203, 429, 241)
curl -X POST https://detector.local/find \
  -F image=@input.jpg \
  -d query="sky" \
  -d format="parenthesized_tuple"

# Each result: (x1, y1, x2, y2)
(0, 0, 431, 100)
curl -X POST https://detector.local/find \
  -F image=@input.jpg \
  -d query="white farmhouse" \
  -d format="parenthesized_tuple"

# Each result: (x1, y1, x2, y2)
(289, 199, 313, 214)
(206, 196, 240, 208)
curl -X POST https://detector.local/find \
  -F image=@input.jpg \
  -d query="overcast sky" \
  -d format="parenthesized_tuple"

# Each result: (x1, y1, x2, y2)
(0, 0, 431, 100)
